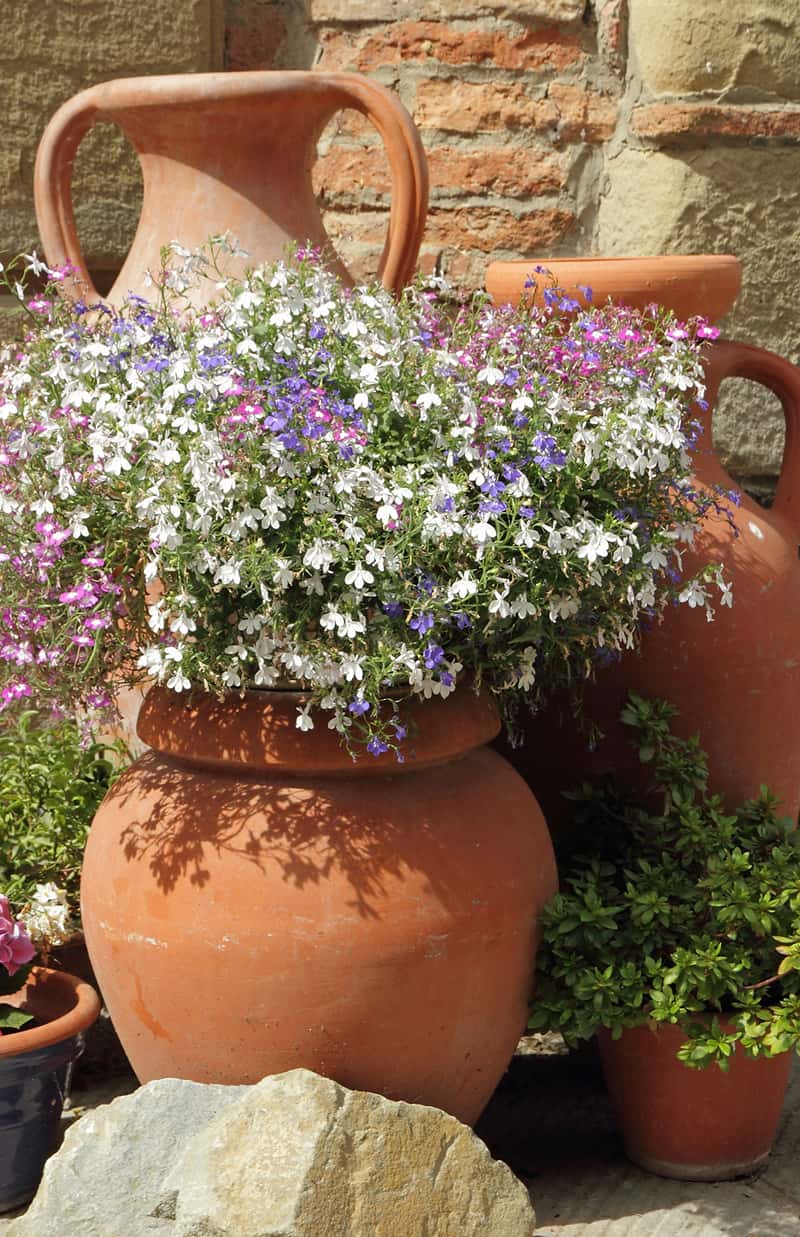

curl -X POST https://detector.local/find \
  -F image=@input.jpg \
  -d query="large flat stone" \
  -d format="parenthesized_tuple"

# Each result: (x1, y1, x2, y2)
(9, 1078, 248, 1237)
(160, 1069, 536, 1236)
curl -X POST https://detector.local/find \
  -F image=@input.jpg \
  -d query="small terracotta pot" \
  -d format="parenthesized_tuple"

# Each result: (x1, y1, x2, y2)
(597, 1021, 792, 1181)
(485, 254, 742, 322)
(82, 686, 557, 1125)
(0, 968, 101, 1211)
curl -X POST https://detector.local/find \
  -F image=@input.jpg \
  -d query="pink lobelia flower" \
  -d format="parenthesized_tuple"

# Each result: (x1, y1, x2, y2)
(0, 895, 36, 976)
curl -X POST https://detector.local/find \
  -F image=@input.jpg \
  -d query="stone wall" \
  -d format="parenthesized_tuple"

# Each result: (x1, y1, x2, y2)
(4, 0, 800, 490)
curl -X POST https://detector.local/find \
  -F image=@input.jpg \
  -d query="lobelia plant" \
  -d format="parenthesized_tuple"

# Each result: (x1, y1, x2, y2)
(0, 894, 37, 1033)
(530, 693, 800, 1068)
(0, 240, 731, 756)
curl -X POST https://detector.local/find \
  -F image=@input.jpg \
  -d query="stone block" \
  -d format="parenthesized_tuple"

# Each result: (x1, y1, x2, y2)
(596, 147, 800, 478)
(629, 0, 800, 101)
(10, 1071, 536, 1237)
(158, 1070, 537, 1236)
(2, 0, 221, 267)
(9, 1078, 248, 1237)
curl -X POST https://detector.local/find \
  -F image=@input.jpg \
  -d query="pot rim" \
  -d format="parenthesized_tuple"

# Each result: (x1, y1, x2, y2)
(0, 967, 101, 1059)
(136, 683, 502, 775)
(487, 254, 741, 268)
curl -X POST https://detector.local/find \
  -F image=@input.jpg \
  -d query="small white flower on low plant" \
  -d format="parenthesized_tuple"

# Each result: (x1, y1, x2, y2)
(25, 883, 72, 947)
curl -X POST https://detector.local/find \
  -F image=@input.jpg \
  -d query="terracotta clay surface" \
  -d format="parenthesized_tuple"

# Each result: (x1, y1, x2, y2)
(485, 255, 742, 322)
(598, 1022, 792, 1180)
(81, 687, 557, 1125)
(492, 257, 800, 827)
(34, 70, 428, 303)
(0, 968, 101, 1059)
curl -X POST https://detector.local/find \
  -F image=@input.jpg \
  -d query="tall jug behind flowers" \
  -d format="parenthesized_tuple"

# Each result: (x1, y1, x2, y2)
(34, 70, 429, 305)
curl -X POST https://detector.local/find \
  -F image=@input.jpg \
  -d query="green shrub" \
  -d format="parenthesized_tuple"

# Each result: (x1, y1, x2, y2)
(531, 693, 800, 1068)
(0, 712, 124, 925)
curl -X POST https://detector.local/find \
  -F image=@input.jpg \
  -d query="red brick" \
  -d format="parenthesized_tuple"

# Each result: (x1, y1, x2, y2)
(632, 102, 800, 143)
(314, 142, 566, 201)
(317, 22, 584, 73)
(321, 205, 574, 256)
(313, 147, 392, 197)
(225, 2, 287, 71)
(308, 1, 585, 21)
(548, 83, 618, 142)
(427, 145, 568, 196)
(424, 206, 575, 251)
(595, 0, 628, 77)
(415, 80, 556, 134)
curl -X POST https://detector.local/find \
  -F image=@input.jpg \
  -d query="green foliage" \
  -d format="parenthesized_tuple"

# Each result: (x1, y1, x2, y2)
(531, 693, 800, 1069)
(0, 712, 124, 919)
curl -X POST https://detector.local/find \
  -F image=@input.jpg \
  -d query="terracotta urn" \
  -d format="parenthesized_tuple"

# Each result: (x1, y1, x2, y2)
(485, 254, 742, 321)
(490, 256, 800, 828)
(0, 968, 101, 1212)
(34, 70, 429, 304)
(598, 1022, 792, 1180)
(81, 686, 557, 1125)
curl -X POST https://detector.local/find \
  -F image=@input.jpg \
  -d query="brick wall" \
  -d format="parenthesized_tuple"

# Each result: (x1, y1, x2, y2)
(222, 0, 800, 491)
(225, 0, 624, 290)
(4, 0, 800, 487)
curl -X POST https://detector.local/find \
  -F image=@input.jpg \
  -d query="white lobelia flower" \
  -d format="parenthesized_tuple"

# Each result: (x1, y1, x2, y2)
(344, 563, 374, 590)
(272, 559, 294, 590)
(678, 580, 709, 608)
(303, 539, 336, 573)
(449, 573, 478, 601)
(340, 654, 364, 682)
(489, 591, 511, 619)
(467, 518, 496, 546)
(548, 595, 580, 622)
(416, 389, 442, 413)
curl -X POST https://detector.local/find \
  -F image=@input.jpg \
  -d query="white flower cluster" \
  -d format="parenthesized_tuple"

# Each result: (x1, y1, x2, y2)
(23, 882, 72, 947)
(0, 242, 730, 754)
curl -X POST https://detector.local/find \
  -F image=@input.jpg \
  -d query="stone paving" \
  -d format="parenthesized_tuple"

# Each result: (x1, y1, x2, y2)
(3, 1032, 799, 1234)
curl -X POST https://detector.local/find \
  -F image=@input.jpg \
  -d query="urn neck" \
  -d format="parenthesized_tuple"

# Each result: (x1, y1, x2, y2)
(136, 686, 501, 776)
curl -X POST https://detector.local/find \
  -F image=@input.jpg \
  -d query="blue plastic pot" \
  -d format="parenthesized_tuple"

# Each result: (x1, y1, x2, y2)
(0, 969, 101, 1213)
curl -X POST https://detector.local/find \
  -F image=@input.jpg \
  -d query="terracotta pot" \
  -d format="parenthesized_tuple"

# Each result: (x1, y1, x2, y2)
(485, 254, 742, 322)
(81, 686, 557, 1125)
(0, 968, 101, 1211)
(598, 1022, 792, 1180)
(34, 70, 428, 304)
(491, 257, 800, 829)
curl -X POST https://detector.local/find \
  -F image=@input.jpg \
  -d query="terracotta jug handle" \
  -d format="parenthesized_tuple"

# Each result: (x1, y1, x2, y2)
(703, 338, 800, 538)
(325, 75, 428, 294)
(33, 90, 103, 302)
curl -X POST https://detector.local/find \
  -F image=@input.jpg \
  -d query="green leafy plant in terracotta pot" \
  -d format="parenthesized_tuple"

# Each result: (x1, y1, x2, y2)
(531, 692, 800, 1180)
(0, 894, 100, 1212)
(0, 241, 730, 1121)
